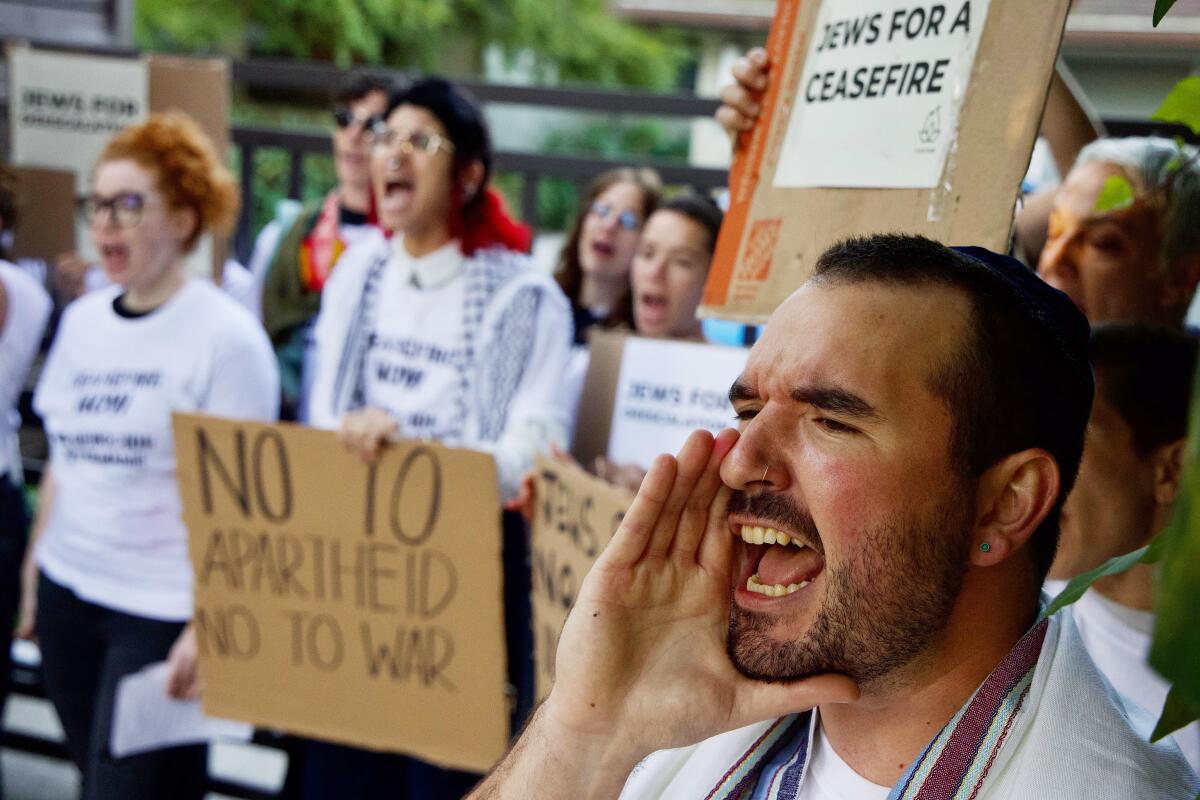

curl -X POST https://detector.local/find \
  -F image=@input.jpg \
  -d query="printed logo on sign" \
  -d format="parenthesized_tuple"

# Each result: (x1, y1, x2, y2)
(918, 106, 942, 149)
(737, 218, 782, 283)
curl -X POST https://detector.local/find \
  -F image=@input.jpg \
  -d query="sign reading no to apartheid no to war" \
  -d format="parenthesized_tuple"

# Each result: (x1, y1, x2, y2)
(530, 456, 634, 702)
(172, 414, 509, 773)
(572, 331, 748, 471)
(702, 0, 1071, 322)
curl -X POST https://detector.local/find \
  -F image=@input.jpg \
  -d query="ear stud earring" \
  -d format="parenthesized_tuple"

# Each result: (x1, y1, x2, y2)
(980, 542, 992, 553)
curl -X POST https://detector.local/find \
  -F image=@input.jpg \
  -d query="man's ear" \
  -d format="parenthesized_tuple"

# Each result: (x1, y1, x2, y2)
(971, 449, 1060, 566)
(1151, 438, 1186, 508)
(1161, 252, 1200, 311)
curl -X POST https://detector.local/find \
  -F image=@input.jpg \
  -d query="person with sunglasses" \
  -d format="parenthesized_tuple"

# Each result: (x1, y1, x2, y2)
(250, 72, 390, 420)
(305, 76, 571, 798)
(554, 167, 661, 345)
(19, 112, 279, 800)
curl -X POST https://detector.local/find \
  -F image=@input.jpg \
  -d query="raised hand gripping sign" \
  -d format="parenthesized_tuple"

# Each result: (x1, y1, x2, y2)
(703, 0, 1071, 321)
(172, 414, 508, 772)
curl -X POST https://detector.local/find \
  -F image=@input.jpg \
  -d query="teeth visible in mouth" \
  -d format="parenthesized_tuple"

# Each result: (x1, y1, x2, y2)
(746, 574, 809, 597)
(738, 525, 805, 548)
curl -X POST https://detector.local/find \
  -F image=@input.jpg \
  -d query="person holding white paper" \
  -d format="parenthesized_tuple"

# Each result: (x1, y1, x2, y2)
(19, 113, 278, 800)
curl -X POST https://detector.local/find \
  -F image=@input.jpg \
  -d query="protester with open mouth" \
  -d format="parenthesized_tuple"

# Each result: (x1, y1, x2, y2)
(306, 76, 572, 798)
(555, 166, 661, 345)
(19, 113, 279, 800)
(631, 193, 723, 342)
(468, 234, 1197, 799)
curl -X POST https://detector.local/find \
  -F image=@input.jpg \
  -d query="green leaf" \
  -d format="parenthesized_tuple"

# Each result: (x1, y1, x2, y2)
(1151, 685, 1200, 743)
(1093, 175, 1136, 214)
(1152, 76, 1200, 136)
(1149, 365, 1200, 731)
(1153, 0, 1180, 27)
(1041, 536, 1160, 619)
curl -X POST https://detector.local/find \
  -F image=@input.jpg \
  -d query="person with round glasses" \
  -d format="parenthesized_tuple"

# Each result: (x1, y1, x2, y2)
(305, 76, 572, 797)
(21, 112, 279, 800)
(554, 167, 661, 345)
(251, 72, 390, 421)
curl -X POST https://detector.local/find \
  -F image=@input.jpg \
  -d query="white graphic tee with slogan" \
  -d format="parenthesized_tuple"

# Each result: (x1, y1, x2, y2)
(33, 281, 278, 621)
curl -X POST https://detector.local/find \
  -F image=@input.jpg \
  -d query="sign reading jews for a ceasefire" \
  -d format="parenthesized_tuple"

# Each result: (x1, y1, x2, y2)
(775, 0, 989, 189)
(172, 414, 509, 773)
(702, 0, 1071, 322)
(530, 456, 633, 702)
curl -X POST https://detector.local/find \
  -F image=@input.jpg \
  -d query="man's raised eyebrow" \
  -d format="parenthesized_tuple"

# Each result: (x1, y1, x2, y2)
(728, 379, 758, 405)
(791, 386, 882, 421)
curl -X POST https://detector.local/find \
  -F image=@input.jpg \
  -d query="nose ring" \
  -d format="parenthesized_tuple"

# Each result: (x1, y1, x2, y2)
(761, 464, 769, 483)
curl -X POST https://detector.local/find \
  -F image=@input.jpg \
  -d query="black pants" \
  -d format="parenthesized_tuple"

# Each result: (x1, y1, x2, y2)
(0, 474, 31, 800)
(36, 574, 208, 800)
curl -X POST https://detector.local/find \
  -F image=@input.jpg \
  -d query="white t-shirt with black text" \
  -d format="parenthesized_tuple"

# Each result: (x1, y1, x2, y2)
(34, 280, 279, 621)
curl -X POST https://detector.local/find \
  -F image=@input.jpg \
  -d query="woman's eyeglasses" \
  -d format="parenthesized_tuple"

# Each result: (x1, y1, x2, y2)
(78, 192, 146, 228)
(367, 123, 455, 156)
(333, 105, 380, 130)
(589, 201, 640, 232)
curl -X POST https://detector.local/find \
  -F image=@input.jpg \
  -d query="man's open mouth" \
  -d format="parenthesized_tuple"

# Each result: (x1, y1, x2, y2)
(734, 524, 826, 598)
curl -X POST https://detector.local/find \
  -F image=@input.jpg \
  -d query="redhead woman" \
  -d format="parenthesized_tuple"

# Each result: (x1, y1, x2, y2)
(554, 166, 661, 344)
(21, 113, 279, 799)
(306, 77, 572, 798)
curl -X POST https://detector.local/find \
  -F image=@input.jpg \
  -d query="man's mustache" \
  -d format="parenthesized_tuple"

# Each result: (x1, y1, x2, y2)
(726, 490, 824, 555)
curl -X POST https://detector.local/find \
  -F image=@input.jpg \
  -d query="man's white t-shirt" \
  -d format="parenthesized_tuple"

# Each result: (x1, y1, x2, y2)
(796, 724, 891, 800)
(1071, 588, 1200, 773)
(0, 260, 52, 483)
(33, 280, 279, 621)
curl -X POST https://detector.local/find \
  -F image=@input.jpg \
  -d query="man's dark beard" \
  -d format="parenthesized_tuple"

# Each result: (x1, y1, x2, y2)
(726, 487, 972, 686)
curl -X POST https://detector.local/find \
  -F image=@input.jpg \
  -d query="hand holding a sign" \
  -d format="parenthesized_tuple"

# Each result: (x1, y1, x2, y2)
(472, 429, 857, 799)
(716, 48, 770, 140)
(165, 624, 200, 700)
(338, 406, 400, 462)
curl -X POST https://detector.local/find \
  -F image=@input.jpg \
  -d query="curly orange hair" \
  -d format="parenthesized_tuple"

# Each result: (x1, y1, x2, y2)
(97, 111, 238, 251)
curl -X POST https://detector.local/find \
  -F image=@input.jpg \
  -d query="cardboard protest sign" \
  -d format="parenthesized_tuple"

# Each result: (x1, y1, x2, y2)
(8, 46, 149, 195)
(530, 456, 633, 702)
(173, 414, 509, 773)
(703, 0, 1071, 321)
(572, 330, 747, 469)
(6, 45, 229, 281)
(10, 167, 75, 263)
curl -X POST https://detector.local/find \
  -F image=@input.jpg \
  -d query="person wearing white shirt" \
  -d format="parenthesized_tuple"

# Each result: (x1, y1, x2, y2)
(1046, 323, 1199, 772)
(0, 178, 53, 800)
(305, 75, 571, 800)
(19, 113, 279, 800)
(468, 236, 1196, 800)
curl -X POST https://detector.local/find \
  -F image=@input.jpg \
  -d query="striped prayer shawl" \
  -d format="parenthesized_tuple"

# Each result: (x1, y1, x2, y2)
(706, 619, 1049, 800)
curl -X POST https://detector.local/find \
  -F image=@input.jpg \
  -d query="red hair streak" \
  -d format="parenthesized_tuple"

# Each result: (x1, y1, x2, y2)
(452, 187, 532, 256)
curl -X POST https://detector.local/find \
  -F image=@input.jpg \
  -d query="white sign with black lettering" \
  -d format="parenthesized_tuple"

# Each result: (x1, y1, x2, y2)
(774, 0, 991, 189)
(9, 48, 148, 194)
(607, 338, 747, 470)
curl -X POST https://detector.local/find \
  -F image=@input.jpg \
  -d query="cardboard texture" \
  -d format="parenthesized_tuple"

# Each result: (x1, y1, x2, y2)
(10, 167, 75, 262)
(570, 328, 627, 467)
(530, 455, 633, 702)
(173, 414, 510, 773)
(702, 0, 1071, 322)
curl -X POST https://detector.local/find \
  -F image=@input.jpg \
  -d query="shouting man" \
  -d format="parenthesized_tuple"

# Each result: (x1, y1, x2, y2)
(469, 234, 1197, 799)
